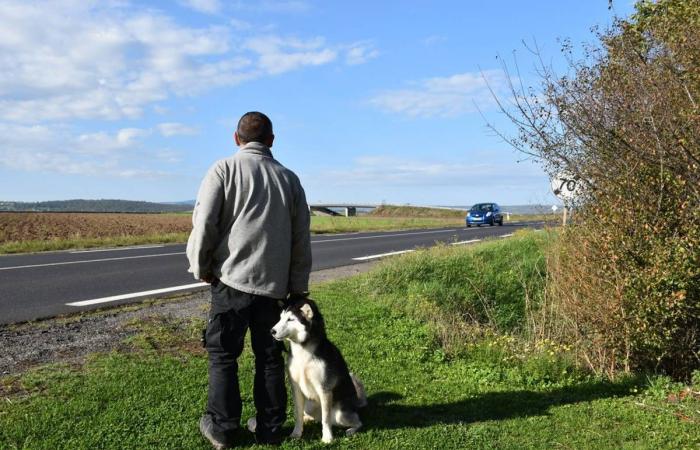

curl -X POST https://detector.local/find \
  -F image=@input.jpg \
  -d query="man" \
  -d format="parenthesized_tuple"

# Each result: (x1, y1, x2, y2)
(187, 111, 312, 448)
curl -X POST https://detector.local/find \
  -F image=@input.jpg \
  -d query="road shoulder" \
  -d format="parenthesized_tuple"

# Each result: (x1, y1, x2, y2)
(0, 262, 378, 376)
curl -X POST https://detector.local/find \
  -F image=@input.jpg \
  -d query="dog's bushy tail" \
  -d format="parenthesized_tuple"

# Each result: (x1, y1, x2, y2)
(350, 373, 368, 408)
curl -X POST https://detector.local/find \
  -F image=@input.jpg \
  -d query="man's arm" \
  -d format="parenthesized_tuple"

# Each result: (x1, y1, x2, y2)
(186, 162, 225, 282)
(288, 181, 312, 295)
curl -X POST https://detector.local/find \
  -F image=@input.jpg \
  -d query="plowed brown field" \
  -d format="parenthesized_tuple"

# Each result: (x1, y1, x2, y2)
(0, 213, 192, 243)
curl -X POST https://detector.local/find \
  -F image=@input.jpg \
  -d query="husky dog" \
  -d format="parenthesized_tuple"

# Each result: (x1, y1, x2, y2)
(270, 298, 367, 443)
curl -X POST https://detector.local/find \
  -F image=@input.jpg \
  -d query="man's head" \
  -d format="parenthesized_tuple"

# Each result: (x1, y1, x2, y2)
(235, 111, 274, 147)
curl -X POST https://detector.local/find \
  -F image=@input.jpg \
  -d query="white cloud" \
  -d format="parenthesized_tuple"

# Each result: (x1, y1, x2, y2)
(0, 1, 379, 178)
(231, 0, 310, 13)
(245, 36, 337, 75)
(157, 122, 198, 137)
(0, 123, 166, 178)
(155, 149, 184, 164)
(229, 18, 252, 31)
(0, 1, 242, 121)
(345, 42, 380, 65)
(369, 70, 509, 118)
(179, 0, 222, 14)
(0, 1, 346, 123)
(76, 128, 150, 154)
(330, 156, 498, 186)
(314, 154, 546, 194)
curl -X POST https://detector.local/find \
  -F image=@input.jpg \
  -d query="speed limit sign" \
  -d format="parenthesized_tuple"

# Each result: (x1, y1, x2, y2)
(550, 172, 581, 202)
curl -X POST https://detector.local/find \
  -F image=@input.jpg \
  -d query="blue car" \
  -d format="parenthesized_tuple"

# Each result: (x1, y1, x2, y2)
(466, 203, 504, 227)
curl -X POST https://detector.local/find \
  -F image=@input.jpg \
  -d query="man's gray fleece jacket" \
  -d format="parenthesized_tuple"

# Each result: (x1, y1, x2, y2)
(186, 142, 312, 299)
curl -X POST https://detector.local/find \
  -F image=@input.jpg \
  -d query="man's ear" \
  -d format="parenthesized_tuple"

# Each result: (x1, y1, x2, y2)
(234, 132, 241, 146)
(299, 303, 314, 320)
(266, 133, 275, 148)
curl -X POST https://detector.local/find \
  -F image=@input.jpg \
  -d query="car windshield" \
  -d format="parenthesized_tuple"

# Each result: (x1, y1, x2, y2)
(470, 204, 493, 212)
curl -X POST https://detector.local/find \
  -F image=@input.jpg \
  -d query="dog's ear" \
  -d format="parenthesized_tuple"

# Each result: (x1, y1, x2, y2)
(299, 303, 314, 320)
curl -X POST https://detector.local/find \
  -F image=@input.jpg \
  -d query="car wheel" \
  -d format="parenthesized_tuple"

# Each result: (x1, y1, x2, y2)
(498, 219, 503, 226)
(466, 224, 471, 228)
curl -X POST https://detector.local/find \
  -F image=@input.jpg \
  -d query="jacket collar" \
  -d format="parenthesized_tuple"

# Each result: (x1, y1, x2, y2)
(239, 142, 273, 158)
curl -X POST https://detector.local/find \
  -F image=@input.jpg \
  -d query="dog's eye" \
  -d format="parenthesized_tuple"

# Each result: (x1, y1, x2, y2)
(287, 317, 294, 322)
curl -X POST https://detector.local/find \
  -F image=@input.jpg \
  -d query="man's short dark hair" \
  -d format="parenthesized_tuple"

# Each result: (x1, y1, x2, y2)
(237, 111, 273, 144)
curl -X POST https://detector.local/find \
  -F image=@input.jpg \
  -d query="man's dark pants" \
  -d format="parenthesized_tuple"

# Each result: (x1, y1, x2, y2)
(204, 280, 287, 444)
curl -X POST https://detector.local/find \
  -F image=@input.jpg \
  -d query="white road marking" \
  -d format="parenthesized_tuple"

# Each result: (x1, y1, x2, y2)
(70, 245, 165, 254)
(0, 251, 184, 271)
(450, 239, 482, 245)
(312, 228, 461, 244)
(66, 282, 208, 307)
(352, 249, 415, 261)
(500, 233, 514, 238)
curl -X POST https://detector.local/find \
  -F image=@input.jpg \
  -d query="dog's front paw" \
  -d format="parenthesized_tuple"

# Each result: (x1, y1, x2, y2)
(321, 432, 333, 444)
(290, 428, 303, 439)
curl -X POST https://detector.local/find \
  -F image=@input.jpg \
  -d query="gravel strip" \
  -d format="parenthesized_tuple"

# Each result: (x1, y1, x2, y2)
(0, 262, 377, 376)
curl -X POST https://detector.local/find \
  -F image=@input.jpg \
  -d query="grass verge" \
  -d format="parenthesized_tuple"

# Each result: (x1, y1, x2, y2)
(0, 232, 190, 254)
(310, 216, 464, 234)
(3, 234, 698, 449)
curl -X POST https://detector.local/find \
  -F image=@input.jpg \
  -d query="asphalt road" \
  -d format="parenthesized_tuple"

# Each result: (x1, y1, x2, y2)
(0, 222, 539, 324)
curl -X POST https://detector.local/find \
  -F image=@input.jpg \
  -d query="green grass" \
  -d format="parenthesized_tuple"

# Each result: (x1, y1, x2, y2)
(369, 205, 467, 218)
(362, 230, 549, 339)
(310, 216, 464, 234)
(3, 234, 698, 449)
(0, 232, 190, 254)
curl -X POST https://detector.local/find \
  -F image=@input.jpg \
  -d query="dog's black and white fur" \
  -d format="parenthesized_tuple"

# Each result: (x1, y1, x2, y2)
(271, 298, 367, 443)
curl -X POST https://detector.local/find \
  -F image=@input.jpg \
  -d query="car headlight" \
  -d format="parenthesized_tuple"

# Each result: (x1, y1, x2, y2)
(486, 212, 492, 217)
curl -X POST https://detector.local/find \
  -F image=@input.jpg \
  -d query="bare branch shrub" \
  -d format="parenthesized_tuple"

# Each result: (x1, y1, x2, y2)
(493, 0, 700, 379)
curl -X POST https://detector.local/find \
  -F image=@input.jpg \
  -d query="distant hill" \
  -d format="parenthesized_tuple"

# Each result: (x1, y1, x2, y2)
(0, 199, 194, 213)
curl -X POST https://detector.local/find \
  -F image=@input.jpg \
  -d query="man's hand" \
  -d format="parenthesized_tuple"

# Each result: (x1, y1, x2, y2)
(200, 274, 216, 284)
(288, 291, 309, 302)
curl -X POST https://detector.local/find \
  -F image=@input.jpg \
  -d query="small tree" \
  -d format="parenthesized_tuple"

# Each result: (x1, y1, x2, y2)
(494, 0, 700, 379)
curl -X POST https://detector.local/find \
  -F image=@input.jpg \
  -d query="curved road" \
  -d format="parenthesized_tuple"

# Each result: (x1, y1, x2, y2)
(0, 222, 540, 324)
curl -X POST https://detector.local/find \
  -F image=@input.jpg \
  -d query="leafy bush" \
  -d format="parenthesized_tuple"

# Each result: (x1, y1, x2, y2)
(495, 0, 700, 378)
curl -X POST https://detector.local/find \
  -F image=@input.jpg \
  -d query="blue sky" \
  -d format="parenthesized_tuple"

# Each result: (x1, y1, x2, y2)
(0, 0, 633, 206)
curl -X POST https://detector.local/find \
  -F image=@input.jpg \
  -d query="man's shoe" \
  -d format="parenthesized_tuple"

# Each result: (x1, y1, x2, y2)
(246, 417, 257, 433)
(247, 417, 282, 446)
(199, 415, 231, 450)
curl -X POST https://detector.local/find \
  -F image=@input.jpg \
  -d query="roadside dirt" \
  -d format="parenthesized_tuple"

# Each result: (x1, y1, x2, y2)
(0, 262, 377, 376)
